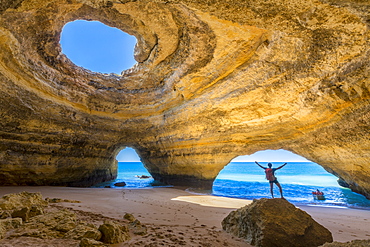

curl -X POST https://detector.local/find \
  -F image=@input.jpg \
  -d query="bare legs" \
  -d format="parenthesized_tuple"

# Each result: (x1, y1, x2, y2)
(269, 182, 274, 198)
(276, 182, 284, 199)
(270, 182, 284, 199)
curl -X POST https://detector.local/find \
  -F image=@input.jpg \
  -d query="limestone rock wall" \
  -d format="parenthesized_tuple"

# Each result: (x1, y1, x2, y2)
(0, 0, 369, 198)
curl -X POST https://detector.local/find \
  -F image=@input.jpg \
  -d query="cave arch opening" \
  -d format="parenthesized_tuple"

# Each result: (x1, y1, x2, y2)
(212, 149, 370, 208)
(113, 147, 154, 188)
(60, 20, 137, 74)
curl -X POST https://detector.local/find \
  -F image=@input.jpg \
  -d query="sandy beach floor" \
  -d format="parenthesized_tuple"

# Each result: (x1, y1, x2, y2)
(0, 186, 369, 246)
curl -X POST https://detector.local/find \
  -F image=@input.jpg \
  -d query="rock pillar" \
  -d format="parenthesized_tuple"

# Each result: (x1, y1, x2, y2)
(138, 148, 230, 189)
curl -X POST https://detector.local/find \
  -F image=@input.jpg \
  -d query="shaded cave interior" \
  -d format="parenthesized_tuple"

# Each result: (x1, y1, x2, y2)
(56, 16, 347, 192)
(57, 15, 349, 193)
(0, 0, 369, 201)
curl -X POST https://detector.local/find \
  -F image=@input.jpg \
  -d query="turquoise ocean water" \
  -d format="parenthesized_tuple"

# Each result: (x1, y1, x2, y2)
(94, 161, 370, 209)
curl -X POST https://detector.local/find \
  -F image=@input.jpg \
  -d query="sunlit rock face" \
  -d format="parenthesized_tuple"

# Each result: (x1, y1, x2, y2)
(0, 0, 369, 197)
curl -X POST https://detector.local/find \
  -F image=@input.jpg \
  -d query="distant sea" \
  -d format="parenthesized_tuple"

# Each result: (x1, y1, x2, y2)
(93, 161, 370, 209)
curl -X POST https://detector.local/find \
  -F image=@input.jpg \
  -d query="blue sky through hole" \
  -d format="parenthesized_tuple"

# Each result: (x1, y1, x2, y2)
(60, 20, 137, 74)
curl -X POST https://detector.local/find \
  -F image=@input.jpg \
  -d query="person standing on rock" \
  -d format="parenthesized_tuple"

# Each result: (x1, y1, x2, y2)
(255, 161, 287, 199)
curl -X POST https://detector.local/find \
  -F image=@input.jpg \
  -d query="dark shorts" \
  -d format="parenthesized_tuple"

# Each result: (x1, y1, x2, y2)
(269, 179, 279, 184)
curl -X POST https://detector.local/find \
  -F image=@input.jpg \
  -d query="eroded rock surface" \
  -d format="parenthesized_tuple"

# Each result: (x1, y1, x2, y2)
(222, 198, 333, 247)
(0, 0, 369, 197)
(0, 192, 143, 245)
(0, 191, 48, 222)
(98, 220, 130, 244)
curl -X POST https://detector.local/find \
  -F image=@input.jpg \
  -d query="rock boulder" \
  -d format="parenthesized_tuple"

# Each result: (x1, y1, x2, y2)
(114, 182, 126, 187)
(0, 192, 48, 222)
(98, 220, 130, 244)
(0, 192, 48, 211)
(222, 198, 333, 247)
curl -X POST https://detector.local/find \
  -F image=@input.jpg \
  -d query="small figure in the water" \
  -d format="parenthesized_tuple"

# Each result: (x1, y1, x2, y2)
(255, 161, 287, 199)
(312, 189, 325, 200)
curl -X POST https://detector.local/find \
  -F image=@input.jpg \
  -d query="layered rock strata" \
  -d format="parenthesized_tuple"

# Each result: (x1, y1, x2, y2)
(0, 0, 369, 198)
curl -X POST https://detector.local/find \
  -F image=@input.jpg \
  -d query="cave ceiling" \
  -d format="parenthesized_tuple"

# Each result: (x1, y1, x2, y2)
(0, 0, 369, 199)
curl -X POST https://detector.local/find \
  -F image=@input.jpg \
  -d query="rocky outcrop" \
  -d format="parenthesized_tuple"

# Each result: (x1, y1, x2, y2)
(124, 213, 147, 236)
(0, 191, 48, 210)
(65, 223, 102, 240)
(222, 198, 333, 247)
(0, 0, 369, 198)
(0, 218, 22, 239)
(98, 220, 130, 244)
(0, 191, 48, 222)
(0, 192, 144, 245)
(114, 182, 126, 187)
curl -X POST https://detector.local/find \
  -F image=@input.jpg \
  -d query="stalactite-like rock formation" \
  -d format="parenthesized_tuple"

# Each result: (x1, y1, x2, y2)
(0, 0, 369, 198)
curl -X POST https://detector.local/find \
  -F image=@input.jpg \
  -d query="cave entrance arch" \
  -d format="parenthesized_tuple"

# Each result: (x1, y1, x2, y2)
(60, 20, 137, 74)
(211, 150, 370, 208)
(113, 147, 154, 188)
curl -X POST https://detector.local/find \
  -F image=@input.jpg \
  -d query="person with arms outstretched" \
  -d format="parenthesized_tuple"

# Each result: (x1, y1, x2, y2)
(255, 161, 287, 199)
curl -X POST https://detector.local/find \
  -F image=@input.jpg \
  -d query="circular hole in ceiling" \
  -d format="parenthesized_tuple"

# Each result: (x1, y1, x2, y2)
(60, 20, 137, 74)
